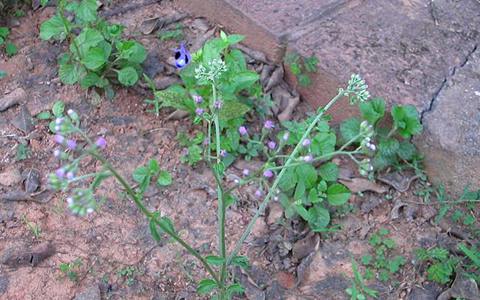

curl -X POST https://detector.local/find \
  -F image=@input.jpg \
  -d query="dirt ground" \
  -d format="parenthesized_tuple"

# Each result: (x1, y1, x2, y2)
(0, 1, 478, 300)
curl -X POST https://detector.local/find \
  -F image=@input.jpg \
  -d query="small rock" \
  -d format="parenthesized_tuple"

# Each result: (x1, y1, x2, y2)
(0, 167, 22, 187)
(11, 106, 34, 133)
(267, 202, 283, 225)
(438, 271, 480, 300)
(0, 88, 26, 112)
(408, 284, 442, 300)
(74, 284, 101, 300)
(22, 169, 41, 193)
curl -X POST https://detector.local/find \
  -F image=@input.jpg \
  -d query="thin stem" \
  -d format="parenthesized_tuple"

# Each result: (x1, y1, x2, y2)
(267, 150, 362, 171)
(338, 132, 363, 152)
(227, 90, 344, 264)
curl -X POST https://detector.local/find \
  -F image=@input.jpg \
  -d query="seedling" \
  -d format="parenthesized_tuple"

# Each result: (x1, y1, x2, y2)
(0, 26, 17, 57)
(59, 258, 83, 282)
(21, 215, 42, 239)
(117, 266, 136, 286)
(346, 259, 379, 299)
(284, 51, 318, 86)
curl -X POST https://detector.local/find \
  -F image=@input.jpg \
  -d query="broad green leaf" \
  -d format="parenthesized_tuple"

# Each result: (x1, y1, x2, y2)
(309, 205, 330, 230)
(311, 132, 336, 156)
(391, 105, 422, 138)
(318, 162, 338, 182)
(117, 66, 138, 86)
(36, 111, 52, 120)
(52, 101, 65, 117)
(231, 256, 249, 270)
(378, 139, 399, 157)
(295, 204, 312, 223)
(226, 283, 245, 298)
(359, 97, 385, 125)
(0, 27, 9, 39)
(153, 84, 192, 111)
(294, 180, 306, 201)
(80, 72, 108, 89)
(298, 73, 311, 86)
(230, 71, 259, 93)
(219, 101, 250, 121)
(304, 55, 319, 73)
(197, 279, 218, 295)
(5, 42, 17, 56)
(132, 166, 149, 183)
(149, 217, 161, 241)
(278, 168, 297, 191)
(397, 140, 416, 161)
(82, 46, 109, 70)
(40, 15, 69, 40)
(205, 255, 225, 266)
(225, 49, 247, 72)
(76, 0, 98, 23)
(202, 37, 228, 64)
(295, 164, 317, 188)
(148, 159, 160, 173)
(117, 40, 147, 63)
(226, 34, 244, 45)
(72, 28, 104, 57)
(157, 170, 172, 186)
(59, 63, 79, 84)
(327, 183, 351, 206)
(340, 117, 361, 142)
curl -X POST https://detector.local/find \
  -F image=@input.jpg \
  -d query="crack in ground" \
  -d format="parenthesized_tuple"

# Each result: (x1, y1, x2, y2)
(420, 43, 478, 123)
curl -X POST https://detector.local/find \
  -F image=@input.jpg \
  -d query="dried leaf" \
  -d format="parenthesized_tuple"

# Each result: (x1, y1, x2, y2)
(339, 178, 388, 193)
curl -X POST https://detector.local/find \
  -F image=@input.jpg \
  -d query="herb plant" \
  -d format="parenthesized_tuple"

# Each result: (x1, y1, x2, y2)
(39, 0, 147, 97)
(346, 259, 379, 300)
(361, 228, 406, 282)
(0, 26, 17, 57)
(284, 51, 318, 86)
(59, 258, 83, 282)
(416, 247, 459, 285)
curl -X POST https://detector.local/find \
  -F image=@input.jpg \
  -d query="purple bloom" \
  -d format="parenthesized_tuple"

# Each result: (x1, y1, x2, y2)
(214, 100, 223, 110)
(303, 155, 313, 162)
(54, 125, 61, 132)
(282, 132, 290, 141)
(242, 169, 250, 176)
(264, 120, 275, 129)
(66, 139, 77, 150)
(55, 168, 65, 178)
(267, 140, 276, 150)
(193, 95, 203, 104)
(96, 137, 107, 149)
(220, 149, 227, 157)
(66, 172, 75, 180)
(195, 108, 204, 116)
(174, 43, 191, 69)
(263, 169, 274, 178)
(203, 138, 209, 145)
(302, 139, 311, 147)
(53, 149, 61, 157)
(66, 197, 73, 206)
(238, 126, 248, 136)
(55, 118, 64, 125)
(254, 190, 262, 198)
(54, 134, 65, 144)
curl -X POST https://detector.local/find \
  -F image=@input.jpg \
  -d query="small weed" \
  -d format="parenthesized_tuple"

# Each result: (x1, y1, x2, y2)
(117, 266, 136, 286)
(35, 100, 66, 133)
(361, 228, 406, 282)
(158, 24, 184, 41)
(177, 131, 204, 166)
(0, 26, 18, 57)
(16, 143, 29, 161)
(284, 52, 318, 87)
(416, 247, 459, 285)
(21, 215, 42, 239)
(59, 258, 83, 282)
(346, 259, 379, 299)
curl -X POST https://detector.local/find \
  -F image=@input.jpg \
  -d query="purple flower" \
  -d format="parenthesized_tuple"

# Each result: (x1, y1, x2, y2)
(282, 132, 290, 141)
(203, 138, 209, 145)
(238, 126, 248, 136)
(53, 149, 61, 157)
(303, 155, 313, 162)
(193, 95, 203, 104)
(66, 172, 75, 180)
(182, 148, 189, 156)
(214, 100, 223, 110)
(254, 190, 262, 198)
(54, 125, 61, 132)
(66, 139, 77, 150)
(267, 140, 276, 150)
(264, 120, 275, 129)
(174, 43, 191, 69)
(55, 118, 64, 125)
(195, 107, 204, 116)
(54, 134, 65, 144)
(66, 197, 73, 206)
(55, 168, 65, 178)
(263, 169, 274, 178)
(302, 139, 311, 147)
(96, 137, 107, 149)
(242, 169, 250, 176)
(220, 149, 227, 157)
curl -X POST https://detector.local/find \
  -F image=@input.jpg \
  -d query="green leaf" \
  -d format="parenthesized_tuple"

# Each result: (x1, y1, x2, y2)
(397, 141, 416, 161)
(59, 63, 79, 84)
(378, 139, 400, 157)
(304, 56, 318, 73)
(82, 46, 109, 70)
(5, 42, 17, 56)
(0, 27, 9, 39)
(80, 72, 108, 89)
(295, 164, 317, 188)
(219, 101, 250, 121)
(117, 40, 147, 63)
(226, 34, 244, 45)
(290, 62, 301, 75)
(197, 279, 218, 295)
(0, 70, 6, 79)
(298, 73, 311, 86)
(76, 0, 98, 23)
(391, 105, 422, 138)
(117, 66, 139, 86)
(205, 255, 225, 266)
(294, 180, 306, 201)
(36, 111, 52, 120)
(312, 132, 336, 156)
(149, 218, 161, 242)
(388, 256, 405, 273)
(52, 101, 65, 117)
(40, 15, 69, 40)
(340, 117, 361, 143)
(158, 216, 175, 233)
(278, 168, 297, 191)
(91, 172, 111, 189)
(148, 159, 160, 173)
(226, 283, 245, 298)
(309, 205, 330, 231)
(230, 71, 259, 93)
(157, 170, 172, 186)
(231, 256, 249, 270)
(318, 162, 339, 182)
(427, 262, 453, 284)
(360, 97, 385, 125)
(327, 183, 351, 206)
(361, 255, 373, 266)
(72, 28, 104, 57)
(132, 166, 149, 183)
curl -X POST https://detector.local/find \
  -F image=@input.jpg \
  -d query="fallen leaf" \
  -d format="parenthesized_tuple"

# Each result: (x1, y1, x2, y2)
(339, 178, 388, 193)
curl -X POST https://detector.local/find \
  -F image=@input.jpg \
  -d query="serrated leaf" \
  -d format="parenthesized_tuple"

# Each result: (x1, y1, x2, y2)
(76, 0, 98, 23)
(40, 15, 69, 40)
(298, 73, 311, 86)
(52, 101, 65, 117)
(82, 46, 109, 70)
(304, 56, 318, 73)
(340, 117, 361, 142)
(295, 164, 317, 189)
(391, 105, 422, 138)
(226, 34, 244, 45)
(117, 40, 147, 63)
(219, 101, 250, 121)
(397, 141, 416, 161)
(327, 183, 351, 206)
(359, 97, 385, 125)
(72, 28, 104, 57)
(318, 162, 338, 182)
(197, 279, 218, 295)
(59, 63, 79, 84)
(378, 139, 400, 157)
(294, 180, 306, 201)
(230, 71, 259, 92)
(226, 283, 245, 298)
(117, 66, 138, 86)
(157, 170, 172, 186)
(278, 168, 297, 191)
(0, 27, 9, 39)
(80, 72, 108, 89)
(231, 256, 249, 270)
(309, 205, 330, 231)
(205, 255, 225, 266)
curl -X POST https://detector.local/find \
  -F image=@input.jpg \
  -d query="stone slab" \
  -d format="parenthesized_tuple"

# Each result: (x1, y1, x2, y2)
(416, 47, 480, 194)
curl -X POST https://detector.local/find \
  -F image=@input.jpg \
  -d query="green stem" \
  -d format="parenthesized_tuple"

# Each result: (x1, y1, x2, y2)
(267, 150, 362, 171)
(227, 90, 344, 264)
